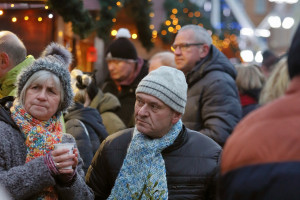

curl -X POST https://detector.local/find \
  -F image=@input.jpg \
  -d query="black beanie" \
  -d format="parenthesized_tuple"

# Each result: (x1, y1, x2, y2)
(288, 23, 300, 79)
(105, 37, 137, 61)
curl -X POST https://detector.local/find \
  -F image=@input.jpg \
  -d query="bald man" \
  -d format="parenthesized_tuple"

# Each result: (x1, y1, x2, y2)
(148, 51, 176, 72)
(0, 31, 34, 98)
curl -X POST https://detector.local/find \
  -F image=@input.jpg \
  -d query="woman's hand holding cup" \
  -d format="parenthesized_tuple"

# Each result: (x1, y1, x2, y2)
(52, 143, 77, 174)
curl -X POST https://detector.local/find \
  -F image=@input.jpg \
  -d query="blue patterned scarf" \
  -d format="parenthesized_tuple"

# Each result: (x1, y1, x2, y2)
(108, 120, 182, 200)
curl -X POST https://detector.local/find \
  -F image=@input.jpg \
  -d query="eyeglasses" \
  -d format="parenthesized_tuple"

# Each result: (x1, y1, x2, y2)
(171, 43, 204, 52)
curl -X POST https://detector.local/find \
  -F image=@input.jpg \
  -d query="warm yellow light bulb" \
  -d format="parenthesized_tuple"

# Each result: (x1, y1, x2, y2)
(45, 5, 49, 9)
(165, 20, 171, 26)
(168, 27, 174, 32)
(161, 30, 167, 35)
(11, 4, 14, 8)
(111, 30, 117, 36)
(116, 1, 122, 7)
(132, 34, 137, 39)
(149, 12, 154, 18)
(195, 11, 201, 17)
(12, 17, 17, 22)
(0, 10, 3, 15)
(38, 17, 42, 22)
(172, 19, 178, 25)
(58, 31, 63, 37)
(24, 16, 29, 21)
(176, 25, 181, 30)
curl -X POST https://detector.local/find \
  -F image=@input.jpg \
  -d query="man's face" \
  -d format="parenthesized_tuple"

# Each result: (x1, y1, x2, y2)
(135, 93, 181, 138)
(173, 29, 203, 74)
(0, 52, 11, 79)
(107, 59, 135, 82)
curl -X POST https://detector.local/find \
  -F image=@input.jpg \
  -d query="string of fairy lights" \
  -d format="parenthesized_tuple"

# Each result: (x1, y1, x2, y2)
(107, 0, 204, 40)
(108, 0, 208, 42)
(0, 4, 53, 23)
(0, 0, 242, 61)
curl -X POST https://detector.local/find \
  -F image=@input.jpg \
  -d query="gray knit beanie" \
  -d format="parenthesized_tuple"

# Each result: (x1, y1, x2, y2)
(17, 42, 73, 113)
(136, 66, 187, 114)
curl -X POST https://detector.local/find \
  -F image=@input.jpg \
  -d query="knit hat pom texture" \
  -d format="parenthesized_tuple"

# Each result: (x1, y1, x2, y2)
(17, 42, 73, 113)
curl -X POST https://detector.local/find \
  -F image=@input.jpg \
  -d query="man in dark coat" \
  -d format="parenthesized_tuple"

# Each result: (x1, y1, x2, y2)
(86, 66, 221, 200)
(172, 24, 242, 146)
(102, 35, 148, 128)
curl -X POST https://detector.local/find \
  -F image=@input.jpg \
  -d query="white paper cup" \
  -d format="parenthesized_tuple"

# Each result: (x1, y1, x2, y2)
(53, 143, 75, 169)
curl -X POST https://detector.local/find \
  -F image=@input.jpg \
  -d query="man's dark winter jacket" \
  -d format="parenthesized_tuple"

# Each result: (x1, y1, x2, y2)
(183, 45, 242, 146)
(86, 126, 222, 200)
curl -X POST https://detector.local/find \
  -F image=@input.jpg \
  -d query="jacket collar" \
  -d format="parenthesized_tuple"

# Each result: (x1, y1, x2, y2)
(163, 125, 187, 153)
(186, 45, 236, 87)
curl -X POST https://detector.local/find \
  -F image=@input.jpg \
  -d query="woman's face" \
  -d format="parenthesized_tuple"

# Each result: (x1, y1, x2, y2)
(24, 78, 61, 121)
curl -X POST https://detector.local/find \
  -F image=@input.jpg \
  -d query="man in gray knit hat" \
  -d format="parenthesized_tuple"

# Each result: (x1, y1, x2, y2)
(86, 66, 221, 200)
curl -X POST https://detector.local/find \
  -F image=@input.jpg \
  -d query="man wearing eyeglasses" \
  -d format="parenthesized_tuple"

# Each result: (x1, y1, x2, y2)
(172, 24, 241, 147)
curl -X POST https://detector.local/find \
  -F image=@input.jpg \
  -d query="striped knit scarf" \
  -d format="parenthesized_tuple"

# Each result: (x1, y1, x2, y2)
(10, 100, 62, 200)
(108, 120, 182, 200)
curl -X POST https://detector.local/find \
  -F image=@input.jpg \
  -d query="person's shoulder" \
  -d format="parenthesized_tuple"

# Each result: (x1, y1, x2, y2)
(205, 47, 237, 78)
(186, 128, 222, 151)
(102, 79, 117, 93)
(0, 121, 16, 136)
(0, 121, 22, 148)
(101, 128, 133, 149)
(106, 128, 133, 142)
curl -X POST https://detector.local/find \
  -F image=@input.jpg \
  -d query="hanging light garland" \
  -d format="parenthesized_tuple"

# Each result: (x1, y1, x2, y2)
(0, 5, 54, 24)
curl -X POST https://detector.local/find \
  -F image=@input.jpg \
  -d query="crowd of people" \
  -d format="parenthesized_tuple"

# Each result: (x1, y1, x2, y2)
(0, 21, 299, 199)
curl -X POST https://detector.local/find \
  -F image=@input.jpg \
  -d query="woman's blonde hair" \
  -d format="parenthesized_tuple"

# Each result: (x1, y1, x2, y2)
(235, 64, 265, 93)
(70, 69, 92, 104)
(259, 56, 290, 105)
